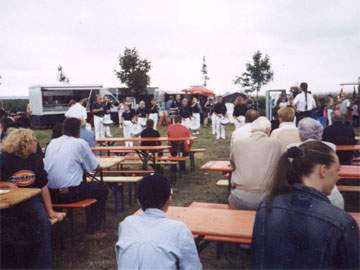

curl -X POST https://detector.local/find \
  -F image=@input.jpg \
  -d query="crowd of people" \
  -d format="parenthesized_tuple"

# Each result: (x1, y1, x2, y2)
(0, 81, 359, 269)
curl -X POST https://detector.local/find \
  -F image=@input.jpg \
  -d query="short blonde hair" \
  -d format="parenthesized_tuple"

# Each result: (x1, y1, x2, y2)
(278, 107, 295, 122)
(1, 128, 37, 159)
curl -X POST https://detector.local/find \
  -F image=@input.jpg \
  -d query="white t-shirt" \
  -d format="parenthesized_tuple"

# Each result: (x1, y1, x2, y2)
(65, 103, 87, 120)
(293, 92, 316, 112)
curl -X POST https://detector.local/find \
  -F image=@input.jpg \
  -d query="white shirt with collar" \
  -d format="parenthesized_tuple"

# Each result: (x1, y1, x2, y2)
(65, 103, 87, 120)
(231, 122, 252, 146)
(116, 208, 202, 270)
(293, 92, 316, 112)
(45, 135, 98, 189)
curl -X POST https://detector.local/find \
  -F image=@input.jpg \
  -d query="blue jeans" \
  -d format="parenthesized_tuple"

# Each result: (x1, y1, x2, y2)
(0, 196, 52, 269)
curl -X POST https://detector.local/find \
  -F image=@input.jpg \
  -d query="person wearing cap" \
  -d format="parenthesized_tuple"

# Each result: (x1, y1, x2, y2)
(115, 174, 202, 269)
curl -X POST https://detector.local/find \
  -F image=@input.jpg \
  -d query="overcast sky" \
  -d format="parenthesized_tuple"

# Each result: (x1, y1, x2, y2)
(0, 0, 359, 96)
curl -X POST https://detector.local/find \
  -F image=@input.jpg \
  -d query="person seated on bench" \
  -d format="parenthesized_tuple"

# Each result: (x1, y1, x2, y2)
(322, 109, 356, 165)
(167, 115, 192, 172)
(293, 117, 344, 209)
(229, 117, 282, 210)
(0, 128, 65, 269)
(115, 174, 202, 269)
(251, 141, 359, 269)
(80, 118, 96, 147)
(231, 109, 258, 146)
(270, 106, 301, 152)
(45, 117, 108, 239)
(141, 119, 162, 157)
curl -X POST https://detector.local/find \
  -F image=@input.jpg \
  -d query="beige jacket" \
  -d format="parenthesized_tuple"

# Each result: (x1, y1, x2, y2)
(271, 122, 301, 152)
(230, 131, 282, 191)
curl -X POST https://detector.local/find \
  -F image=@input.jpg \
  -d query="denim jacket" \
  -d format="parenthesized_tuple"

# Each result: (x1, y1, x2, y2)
(251, 184, 359, 269)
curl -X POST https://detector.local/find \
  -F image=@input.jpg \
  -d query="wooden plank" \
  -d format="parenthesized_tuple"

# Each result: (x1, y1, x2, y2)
(97, 156, 124, 169)
(201, 160, 233, 173)
(92, 145, 172, 152)
(96, 136, 196, 143)
(0, 188, 41, 209)
(336, 145, 360, 151)
(339, 165, 360, 179)
(102, 176, 142, 183)
(337, 185, 360, 192)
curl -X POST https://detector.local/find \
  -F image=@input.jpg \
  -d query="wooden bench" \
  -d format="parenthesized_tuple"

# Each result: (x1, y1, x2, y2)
(216, 179, 229, 187)
(53, 199, 97, 237)
(337, 185, 360, 192)
(101, 169, 154, 175)
(189, 201, 231, 209)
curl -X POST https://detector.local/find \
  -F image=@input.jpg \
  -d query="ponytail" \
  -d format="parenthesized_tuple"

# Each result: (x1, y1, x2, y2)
(267, 141, 336, 204)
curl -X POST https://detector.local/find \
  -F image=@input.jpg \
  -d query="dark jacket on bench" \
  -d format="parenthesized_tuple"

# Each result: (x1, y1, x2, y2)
(251, 184, 359, 269)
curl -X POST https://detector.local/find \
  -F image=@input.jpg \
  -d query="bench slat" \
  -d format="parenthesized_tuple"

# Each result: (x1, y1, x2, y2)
(53, 199, 97, 208)
(338, 185, 360, 192)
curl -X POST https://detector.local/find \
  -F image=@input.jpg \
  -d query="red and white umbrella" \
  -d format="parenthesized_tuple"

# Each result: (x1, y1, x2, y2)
(182, 86, 215, 97)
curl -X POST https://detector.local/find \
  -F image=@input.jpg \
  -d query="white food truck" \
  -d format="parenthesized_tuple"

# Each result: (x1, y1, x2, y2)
(29, 84, 120, 127)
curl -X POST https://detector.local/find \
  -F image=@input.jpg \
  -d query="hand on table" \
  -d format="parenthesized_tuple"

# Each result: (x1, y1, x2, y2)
(0, 182, 18, 189)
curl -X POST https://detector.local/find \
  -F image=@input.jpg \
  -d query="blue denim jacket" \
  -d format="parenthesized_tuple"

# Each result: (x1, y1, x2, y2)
(251, 184, 359, 269)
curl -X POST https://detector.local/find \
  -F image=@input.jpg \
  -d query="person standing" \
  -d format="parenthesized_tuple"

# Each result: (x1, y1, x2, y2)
(233, 94, 248, 129)
(117, 99, 126, 128)
(122, 104, 135, 147)
(103, 96, 113, 137)
(65, 96, 87, 121)
(213, 96, 227, 140)
(351, 99, 359, 128)
(293, 82, 317, 124)
(148, 99, 159, 130)
(136, 100, 148, 131)
(179, 98, 192, 130)
(190, 97, 201, 135)
(91, 95, 105, 139)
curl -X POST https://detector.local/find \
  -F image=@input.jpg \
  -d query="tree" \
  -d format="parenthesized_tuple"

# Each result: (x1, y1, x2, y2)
(114, 48, 151, 96)
(234, 51, 274, 109)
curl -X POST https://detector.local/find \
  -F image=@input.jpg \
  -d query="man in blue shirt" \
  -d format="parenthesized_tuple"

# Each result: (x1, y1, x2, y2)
(116, 174, 202, 270)
(80, 119, 96, 147)
(45, 118, 108, 238)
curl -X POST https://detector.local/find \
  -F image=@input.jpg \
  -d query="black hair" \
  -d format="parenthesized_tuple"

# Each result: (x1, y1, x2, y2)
(52, 122, 64, 139)
(63, 118, 81, 138)
(300, 82, 308, 92)
(137, 174, 171, 211)
(146, 119, 154, 129)
(238, 93, 248, 100)
(268, 141, 336, 204)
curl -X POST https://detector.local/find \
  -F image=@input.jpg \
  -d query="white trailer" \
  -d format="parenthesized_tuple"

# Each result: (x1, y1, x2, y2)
(29, 84, 119, 127)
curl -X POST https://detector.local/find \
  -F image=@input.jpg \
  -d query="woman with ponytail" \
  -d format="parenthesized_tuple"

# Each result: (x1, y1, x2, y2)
(251, 140, 359, 269)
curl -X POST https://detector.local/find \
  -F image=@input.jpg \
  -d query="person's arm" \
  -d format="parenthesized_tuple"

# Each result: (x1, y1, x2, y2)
(41, 186, 66, 221)
(177, 226, 202, 270)
(79, 142, 99, 172)
(0, 181, 17, 189)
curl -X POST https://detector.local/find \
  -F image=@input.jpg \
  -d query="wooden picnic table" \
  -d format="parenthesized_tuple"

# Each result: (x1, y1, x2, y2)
(200, 160, 233, 173)
(336, 145, 360, 151)
(92, 145, 172, 169)
(339, 165, 359, 179)
(0, 188, 41, 210)
(135, 206, 360, 245)
(96, 136, 196, 143)
(97, 156, 125, 169)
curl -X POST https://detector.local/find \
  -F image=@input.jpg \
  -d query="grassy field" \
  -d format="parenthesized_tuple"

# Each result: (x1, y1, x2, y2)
(35, 125, 250, 269)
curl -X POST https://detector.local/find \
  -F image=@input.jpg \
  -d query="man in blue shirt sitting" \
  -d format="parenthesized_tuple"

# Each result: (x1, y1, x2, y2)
(45, 118, 108, 239)
(116, 174, 202, 270)
(80, 118, 96, 147)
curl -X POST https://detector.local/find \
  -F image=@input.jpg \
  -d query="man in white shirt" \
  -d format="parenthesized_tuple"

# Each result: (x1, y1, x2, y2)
(271, 107, 301, 152)
(231, 109, 258, 146)
(65, 97, 87, 120)
(45, 118, 108, 238)
(116, 174, 202, 270)
(293, 82, 317, 124)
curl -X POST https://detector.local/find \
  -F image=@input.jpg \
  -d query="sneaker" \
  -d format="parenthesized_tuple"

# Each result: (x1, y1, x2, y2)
(84, 232, 107, 240)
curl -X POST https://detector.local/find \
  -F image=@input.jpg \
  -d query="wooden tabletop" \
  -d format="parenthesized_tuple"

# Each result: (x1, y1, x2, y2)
(0, 188, 41, 209)
(96, 136, 196, 143)
(92, 145, 172, 152)
(96, 156, 125, 169)
(200, 160, 233, 173)
(339, 165, 360, 179)
(336, 145, 360, 151)
(135, 206, 360, 244)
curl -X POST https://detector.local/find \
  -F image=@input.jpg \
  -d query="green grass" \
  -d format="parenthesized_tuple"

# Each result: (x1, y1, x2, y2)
(37, 125, 250, 269)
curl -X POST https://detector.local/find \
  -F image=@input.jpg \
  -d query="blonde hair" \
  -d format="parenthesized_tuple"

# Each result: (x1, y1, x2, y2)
(1, 128, 37, 158)
(278, 107, 295, 122)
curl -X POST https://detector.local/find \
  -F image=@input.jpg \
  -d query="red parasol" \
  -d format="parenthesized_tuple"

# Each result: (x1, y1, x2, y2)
(182, 86, 215, 97)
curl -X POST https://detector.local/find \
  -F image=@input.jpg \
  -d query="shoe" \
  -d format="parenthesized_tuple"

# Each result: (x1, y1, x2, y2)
(84, 232, 107, 240)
